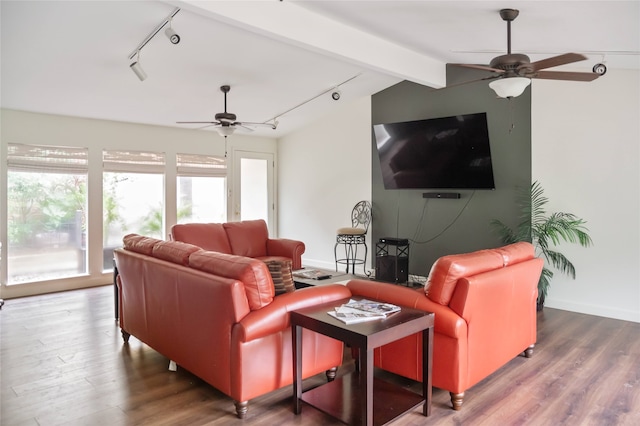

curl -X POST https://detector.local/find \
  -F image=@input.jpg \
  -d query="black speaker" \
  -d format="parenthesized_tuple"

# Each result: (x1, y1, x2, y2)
(422, 192, 461, 199)
(376, 255, 409, 283)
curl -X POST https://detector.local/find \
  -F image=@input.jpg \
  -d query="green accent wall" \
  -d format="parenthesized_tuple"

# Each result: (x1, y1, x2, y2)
(371, 69, 532, 277)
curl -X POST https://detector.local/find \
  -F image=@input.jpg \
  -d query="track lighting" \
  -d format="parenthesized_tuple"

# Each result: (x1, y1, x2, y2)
(593, 63, 607, 75)
(127, 7, 180, 81)
(165, 19, 180, 44)
(130, 52, 147, 81)
(263, 74, 360, 126)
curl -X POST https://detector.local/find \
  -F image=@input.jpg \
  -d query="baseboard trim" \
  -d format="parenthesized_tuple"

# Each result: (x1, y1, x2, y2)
(545, 298, 640, 323)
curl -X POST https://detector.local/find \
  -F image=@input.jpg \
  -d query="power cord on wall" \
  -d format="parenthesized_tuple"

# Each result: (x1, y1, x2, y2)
(410, 191, 476, 245)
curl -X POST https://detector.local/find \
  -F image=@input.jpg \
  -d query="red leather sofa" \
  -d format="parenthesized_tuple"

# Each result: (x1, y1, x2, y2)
(170, 219, 305, 270)
(346, 242, 543, 410)
(114, 234, 350, 418)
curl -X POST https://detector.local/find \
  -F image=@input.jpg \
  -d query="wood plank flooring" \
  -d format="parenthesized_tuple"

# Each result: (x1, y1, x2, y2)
(1, 285, 639, 425)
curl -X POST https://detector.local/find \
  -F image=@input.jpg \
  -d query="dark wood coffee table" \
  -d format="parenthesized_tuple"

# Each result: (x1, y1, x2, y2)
(291, 298, 434, 426)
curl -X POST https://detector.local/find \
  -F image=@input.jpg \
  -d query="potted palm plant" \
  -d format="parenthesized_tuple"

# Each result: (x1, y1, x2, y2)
(491, 181, 593, 310)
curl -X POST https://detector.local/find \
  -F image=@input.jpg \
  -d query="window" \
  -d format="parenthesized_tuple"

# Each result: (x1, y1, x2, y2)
(6, 143, 88, 284)
(176, 153, 227, 224)
(103, 150, 165, 270)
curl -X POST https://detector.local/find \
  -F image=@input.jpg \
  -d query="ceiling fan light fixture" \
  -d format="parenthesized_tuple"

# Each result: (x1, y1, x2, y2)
(216, 126, 235, 137)
(489, 77, 531, 98)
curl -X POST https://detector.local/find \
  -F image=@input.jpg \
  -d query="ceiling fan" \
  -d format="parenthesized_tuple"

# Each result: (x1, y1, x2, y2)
(177, 85, 277, 136)
(452, 8, 600, 98)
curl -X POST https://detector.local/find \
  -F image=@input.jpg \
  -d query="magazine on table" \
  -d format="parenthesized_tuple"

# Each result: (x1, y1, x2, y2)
(345, 299, 401, 315)
(327, 298, 401, 324)
(292, 269, 332, 280)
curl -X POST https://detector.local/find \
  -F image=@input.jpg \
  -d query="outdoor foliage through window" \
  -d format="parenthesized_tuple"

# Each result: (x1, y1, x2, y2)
(7, 167, 87, 283)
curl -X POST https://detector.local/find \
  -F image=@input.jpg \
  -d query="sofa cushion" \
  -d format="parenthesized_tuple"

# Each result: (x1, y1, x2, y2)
(123, 234, 162, 255)
(264, 259, 295, 295)
(425, 248, 504, 305)
(152, 240, 202, 266)
(223, 220, 269, 258)
(189, 250, 274, 310)
(494, 242, 535, 266)
(170, 223, 233, 254)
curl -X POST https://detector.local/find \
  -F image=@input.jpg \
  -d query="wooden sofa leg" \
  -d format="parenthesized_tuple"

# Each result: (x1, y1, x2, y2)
(524, 344, 535, 358)
(326, 367, 338, 382)
(234, 400, 248, 419)
(450, 392, 464, 410)
(121, 329, 130, 343)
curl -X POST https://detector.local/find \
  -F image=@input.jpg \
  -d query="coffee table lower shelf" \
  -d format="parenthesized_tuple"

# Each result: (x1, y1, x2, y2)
(301, 372, 424, 426)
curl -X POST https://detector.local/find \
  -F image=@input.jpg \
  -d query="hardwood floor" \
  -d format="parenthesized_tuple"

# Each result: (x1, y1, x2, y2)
(1, 285, 638, 425)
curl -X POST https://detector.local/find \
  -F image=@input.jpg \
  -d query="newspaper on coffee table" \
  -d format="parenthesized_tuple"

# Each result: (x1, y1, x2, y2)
(327, 298, 400, 324)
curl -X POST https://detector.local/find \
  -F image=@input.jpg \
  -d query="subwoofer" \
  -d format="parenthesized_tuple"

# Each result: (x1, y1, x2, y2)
(376, 255, 408, 284)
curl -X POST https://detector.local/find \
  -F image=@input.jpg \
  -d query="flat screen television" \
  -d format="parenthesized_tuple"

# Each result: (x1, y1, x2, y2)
(373, 112, 495, 190)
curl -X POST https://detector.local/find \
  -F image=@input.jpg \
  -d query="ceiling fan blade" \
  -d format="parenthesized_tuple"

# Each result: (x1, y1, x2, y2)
(236, 121, 277, 130)
(176, 121, 223, 130)
(531, 53, 587, 71)
(194, 124, 219, 130)
(176, 121, 219, 124)
(534, 70, 599, 81)
(435, 74, 503, 91)
(234, 124, 255, 132)
(450, 63, 505, 74)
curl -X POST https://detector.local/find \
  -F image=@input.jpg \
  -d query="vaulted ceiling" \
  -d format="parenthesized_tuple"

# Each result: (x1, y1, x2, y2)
(2, 1, 638, 138)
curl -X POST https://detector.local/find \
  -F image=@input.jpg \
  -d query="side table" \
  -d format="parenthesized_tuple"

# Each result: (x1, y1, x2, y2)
(291, 298, 434, 426)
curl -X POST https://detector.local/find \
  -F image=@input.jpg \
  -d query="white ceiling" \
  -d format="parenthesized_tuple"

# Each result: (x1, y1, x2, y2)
(2, 1, 639, 138)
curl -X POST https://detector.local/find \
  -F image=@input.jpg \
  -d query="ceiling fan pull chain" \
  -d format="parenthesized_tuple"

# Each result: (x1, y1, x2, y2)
(509, 98, 516, 134)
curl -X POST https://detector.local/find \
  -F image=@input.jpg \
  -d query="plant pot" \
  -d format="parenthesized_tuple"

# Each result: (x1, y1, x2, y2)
(536, 293, 545, 311)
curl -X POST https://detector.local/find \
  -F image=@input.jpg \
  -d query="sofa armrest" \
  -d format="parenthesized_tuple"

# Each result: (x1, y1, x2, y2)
(266, 238, 306, 270)
(235, 284, 351, 342)
(346, 279, 466, 339)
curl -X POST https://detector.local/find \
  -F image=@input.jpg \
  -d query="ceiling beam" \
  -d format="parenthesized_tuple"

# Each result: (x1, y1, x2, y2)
(174, 0, 446, 88)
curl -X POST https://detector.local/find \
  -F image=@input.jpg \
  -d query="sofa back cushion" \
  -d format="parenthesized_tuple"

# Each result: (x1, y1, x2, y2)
(425, 249, 504, 305)
(123, 234, 162, 255)
(152, 240, 202, 266)
(494, 242, 535, 266)
(171, 223, 232, 254)
(223, 219, 269, 258)
(189, 250, 274, 310)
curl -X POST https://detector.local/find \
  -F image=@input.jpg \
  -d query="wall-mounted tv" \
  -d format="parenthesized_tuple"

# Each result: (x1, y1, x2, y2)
(373, 112, 495, 190)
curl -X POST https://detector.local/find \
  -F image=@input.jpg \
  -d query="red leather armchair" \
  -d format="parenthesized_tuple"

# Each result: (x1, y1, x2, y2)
(347, 242, 543, 410)
(171, 219, 305, 270)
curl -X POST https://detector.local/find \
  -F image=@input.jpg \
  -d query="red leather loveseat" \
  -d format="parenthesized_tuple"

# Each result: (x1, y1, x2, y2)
(347, 242, 543, 410)
(114, 234, 349, 418)
(170, 219, 305, 270)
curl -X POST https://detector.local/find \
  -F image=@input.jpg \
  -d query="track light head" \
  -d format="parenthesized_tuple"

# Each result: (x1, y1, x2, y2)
(130, 60, 147, 81)
(165, 26, 180, 44)
(593, 63, 607, 75)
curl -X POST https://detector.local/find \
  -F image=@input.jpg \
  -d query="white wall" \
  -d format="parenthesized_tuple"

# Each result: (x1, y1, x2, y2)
(532, 69, 639, 323)
(278, 96, 373, 271)
(0, 109, 277, 298)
